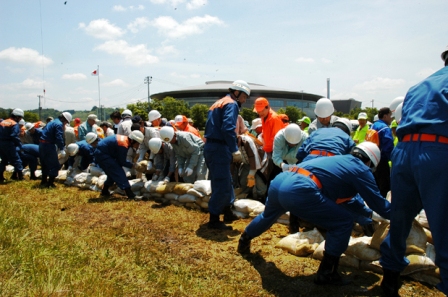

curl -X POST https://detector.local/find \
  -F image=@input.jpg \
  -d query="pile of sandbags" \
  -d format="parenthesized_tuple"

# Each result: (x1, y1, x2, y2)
(276, 228, 324, 256)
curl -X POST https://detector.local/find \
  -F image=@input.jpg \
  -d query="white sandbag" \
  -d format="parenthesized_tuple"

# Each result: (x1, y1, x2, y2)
(178, 194, 197, 203)
(89, 165, 105, 177)
(89, 184, 100, 192)
(426, 243, 436, 263)
(199, 201, 209, 209)
(74, 172, 92, 184)
(172, 183, 194, 195)
(56, 170, 68, 182)
(232, 210, 249, 219)
(143, 181, 154, 193)
(249, 204, 265, 217)
(64, 177, 74, 186)
(5, 165, 14, 172)
(276, 219, 290, 225)
(202, 195, 210, 203)
(130, 180, 144, 192)
(122, 166, 131, 178)
(90, 176, 99, 185)
(193, 180, 211, 195)
(402, 255, 436, 275)
(233, 199, 265, 214)
(35, 170, 42, 178)
(97, 175, 107, 188)
(345, 236, 381, 261)
(276, 228, 324, 256)
(114, 188, 125, 195)
(135, 160, 148, 173)
(76, 183, 90, 189)
(185, 202, 201, 210)
(278, 212, 290, 221)
(416, 209, 429, 229)
(423, 227, 433, 244)
(164, 193, 179, 201)
(313, 241, 360, 269)
(187, 188, 205, 198)
(408, 270, 440, 286)
(151, 192, 163, 198)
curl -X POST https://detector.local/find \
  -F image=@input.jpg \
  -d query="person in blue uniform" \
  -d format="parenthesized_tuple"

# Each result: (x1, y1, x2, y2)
(18, 144, 40, 180)
(39, 112, 72, 188)
(237, 142, 391, 286)
(67, 132, 99, 171)
(94, 130, 144, 200)
(379, 46, 448, 297)
(0, 108, 24, 182)
(203, 80, 251, 230)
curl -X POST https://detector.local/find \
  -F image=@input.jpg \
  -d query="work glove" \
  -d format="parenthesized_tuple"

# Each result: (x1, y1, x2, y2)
(281, 163, 290, 172)
(247, 175, 255, 187)
(59, 150, 66, 158)
(151, 174, 159, 181)
(185, 168, 193, 176)
(178, 168, 184, 177)
(371, 211, 390, 223)
(157, 175, 165, 182)
(163, 176, 170, 183)
(146, 161, 153, 171)
(232, 151, 242, 163)
(67, 166, 73, 172)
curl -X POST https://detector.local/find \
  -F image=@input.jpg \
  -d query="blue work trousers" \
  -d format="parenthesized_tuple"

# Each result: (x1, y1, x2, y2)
(39, 142, 59, 177)
(95, 154, 130, 190)
(380, 141, 448, 295)
(245, 171, 354, 257)
(0, 140, 23, 173)
(204, 142, 235, 216)
(21, 152, 38, 174)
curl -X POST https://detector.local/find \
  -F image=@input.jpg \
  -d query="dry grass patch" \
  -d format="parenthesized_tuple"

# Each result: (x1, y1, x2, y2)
(0, 180, 444, 296)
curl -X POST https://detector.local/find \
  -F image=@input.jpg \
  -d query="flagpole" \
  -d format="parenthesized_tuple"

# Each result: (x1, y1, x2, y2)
(97, 65, 101, 120)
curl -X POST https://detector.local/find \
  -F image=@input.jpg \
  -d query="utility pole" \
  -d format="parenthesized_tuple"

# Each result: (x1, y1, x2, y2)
(371, 99, 374, 109)
(301, 90, 304, 113)
(37, 95, 43, 120)
(144, 76, 153, 111)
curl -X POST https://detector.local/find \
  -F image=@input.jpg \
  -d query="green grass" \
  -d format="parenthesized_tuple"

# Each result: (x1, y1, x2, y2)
(0, 180, 443, 297)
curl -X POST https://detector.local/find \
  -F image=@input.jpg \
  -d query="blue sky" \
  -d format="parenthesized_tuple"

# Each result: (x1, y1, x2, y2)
(1, 0, 447, 113)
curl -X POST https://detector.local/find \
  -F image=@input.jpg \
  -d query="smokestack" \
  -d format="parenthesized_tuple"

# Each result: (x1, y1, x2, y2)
(327, 78, 330, 99)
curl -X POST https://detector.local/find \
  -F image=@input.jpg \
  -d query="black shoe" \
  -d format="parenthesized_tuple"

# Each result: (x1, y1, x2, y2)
(381, 269, 401, 297)
(223, 205, 239, 222)
(101, 185, 111, 197)
(17, 171, 24, 181)
(208, 214, 232, 230)
(289, 213, 300, 234)
(10, 172, 18, 180)
(314, 252, 351, 286)
(124, 187, 136, 200)
(237, 232, 252, 254)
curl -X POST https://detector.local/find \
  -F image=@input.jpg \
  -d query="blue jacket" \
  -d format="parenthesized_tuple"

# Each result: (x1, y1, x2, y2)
(371, 120, 394, 161)
(397, 66, 448, 139)
(94, 135, 133, 168)
(0, 118, 21, 148)
(297, 155, 390, 219)
(21, 144, 40, 157)
(40, 118, 65, 150)
(68, 140, 95, 167)
(204, 94, 239, 153)
(296, 128, 355, 163)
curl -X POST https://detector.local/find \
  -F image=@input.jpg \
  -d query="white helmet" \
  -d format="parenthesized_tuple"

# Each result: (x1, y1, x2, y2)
(352, 141, 381, 170)
(442, 45, 448, 62)
(332, 118, 352, 135)
(85, 132, 98, 144)
(160, 126, 175, 142)
(129, 130, 144, 144)
(148, 110, 162, 122)
(121, 109, 133, 118)
(25, 122, 34, 131)
(395, 102, 403, 124)
(389, 96, 404, 117)
(62, 112, 72, 123)
(67, 143, 79, 156)
(229, 80, 251, 96)
(314, 98, 334, 118)
(148, 138, 163, 154)
(373, 114, 379, 122)
(284, 124, 302, 144)
(18, 119, 25, 126)
(12, 108, 24, 117)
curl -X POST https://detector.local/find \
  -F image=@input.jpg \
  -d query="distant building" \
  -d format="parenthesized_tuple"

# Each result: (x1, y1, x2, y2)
(332, 98, 362, 115)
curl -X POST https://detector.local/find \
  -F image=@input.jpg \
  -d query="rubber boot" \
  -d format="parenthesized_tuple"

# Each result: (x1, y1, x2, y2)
(30, 172, 38, 180)
(223, 205, 239, 222)
(237, 232, 252, 254)
(381, 269, 401, 297)
(17, 171, 24, 181)
(207, 214, 232, 230)
(101, 184, 111, 197)
(289, 213, 300, 234)
(314, 252, 351, 286)
(10, 171, 19, 180)
(0, 173, 5, 183)
(40, 175, 48, 188)
(124, 187, 136, 200)
(47, 176, 56, 188)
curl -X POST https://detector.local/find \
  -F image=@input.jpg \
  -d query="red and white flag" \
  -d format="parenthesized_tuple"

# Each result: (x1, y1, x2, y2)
(91, 69, 98, 76)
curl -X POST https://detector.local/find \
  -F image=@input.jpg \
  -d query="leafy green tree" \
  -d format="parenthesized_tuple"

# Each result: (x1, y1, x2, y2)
(160, 97, 190, 121)
(24, 111, 39, 122)
(126, 101, 150, 120)
(190, 104, 209, 130)
(276, 107, 285, 114)
(240, 107, 256, 124)
(284, 106, 301, 123)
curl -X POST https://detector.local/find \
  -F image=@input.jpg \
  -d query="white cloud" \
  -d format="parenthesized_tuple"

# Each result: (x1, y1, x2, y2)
(112, 5, 126, 11)
(186, 0, 207, 10)
(416, 68, 435, 78)
(295, 57, 314, 63)
(62, 73, 87, 80)
(157, 45, 178, 55)
(321, 58, 332, 64)
(103, 79, 130, 87)
(151, 15, 224, 39)
(94, 40, 159, 66)
(353, 77, 406, 91)
(0, 47, 53, 66)
(79, 19, 125, 40)
(21, 78, 45, 89)
(331, 91, 360, 100)
(150, 0, 185, 6)
(128, 17, 150, 33)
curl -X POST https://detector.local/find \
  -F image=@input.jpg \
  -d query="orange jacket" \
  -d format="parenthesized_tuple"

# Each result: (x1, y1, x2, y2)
(182, 123, 201, 138)
(261, 109, 284, 153)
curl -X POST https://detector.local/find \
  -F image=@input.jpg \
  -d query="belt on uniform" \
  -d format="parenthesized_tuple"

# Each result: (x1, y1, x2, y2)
(402, 133, 448, 144)
(335, 196, 354, 204)
(206, 138, 226, 144)
(309, 150, 335, 157)
(289, 167, 322, 189)
(39, 139, 53, 144)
